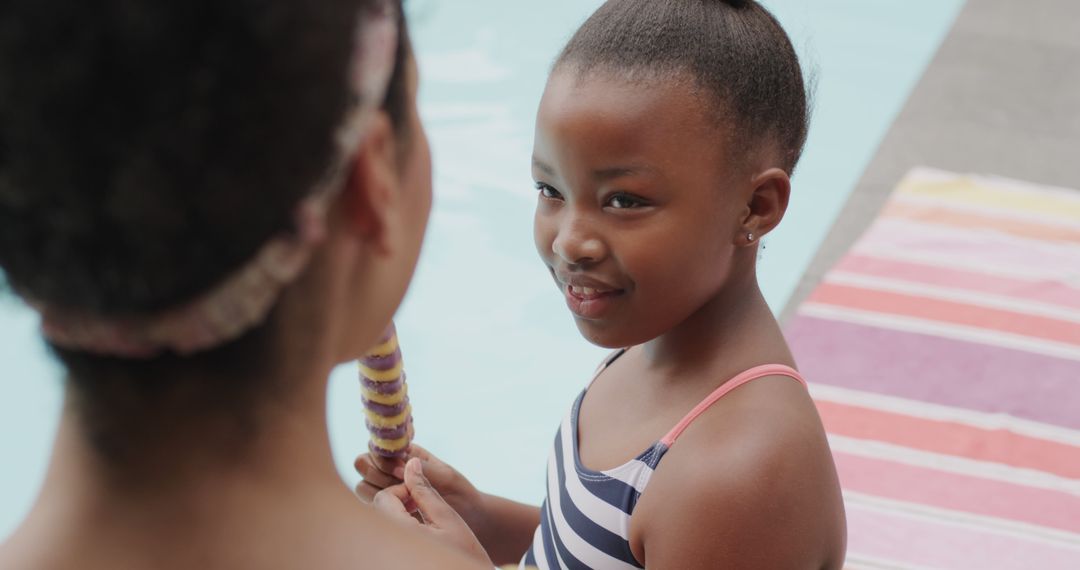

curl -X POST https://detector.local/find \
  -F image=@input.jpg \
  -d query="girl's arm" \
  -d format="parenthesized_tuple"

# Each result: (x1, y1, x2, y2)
(472, 493, 541, 565)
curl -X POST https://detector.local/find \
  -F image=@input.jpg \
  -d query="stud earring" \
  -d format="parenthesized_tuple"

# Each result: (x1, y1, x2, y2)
(747, 232, 755, 243)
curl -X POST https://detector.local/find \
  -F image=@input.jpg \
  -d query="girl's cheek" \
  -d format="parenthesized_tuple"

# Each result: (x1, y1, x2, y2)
(533, 214, 553, 258)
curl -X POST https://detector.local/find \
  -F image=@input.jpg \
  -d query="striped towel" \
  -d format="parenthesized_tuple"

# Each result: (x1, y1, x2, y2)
(786, 168, 1080, 569)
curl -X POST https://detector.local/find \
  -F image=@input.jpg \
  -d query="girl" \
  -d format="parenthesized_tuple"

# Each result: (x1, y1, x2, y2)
(0, 0, 487, 567)
(360, 0, 846, 568)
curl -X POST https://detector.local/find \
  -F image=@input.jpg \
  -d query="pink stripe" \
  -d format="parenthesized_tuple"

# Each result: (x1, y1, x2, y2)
(835, 451, 1080, 534)
(846, 501, 1080, 569)
(837, 254, 1080, 311)
(786, 316, 1080, 430)
(660, 365, 806, 446)
(856, 219, 1080, 276)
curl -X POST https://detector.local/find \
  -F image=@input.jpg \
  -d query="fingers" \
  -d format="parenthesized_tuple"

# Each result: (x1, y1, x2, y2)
(371, 452, 407, 480)
(406, 444, 455, 481)
(354, 480, 381, 504)
(401, 458, 460, 531)
(406, 442, 433, 462)
(361, 480, 418, 513)
(375, 461, 492, 567)
(400, 444, 466, 495)
(373, 484, 420, 526)
(402, 459, 492, 566)
(355, 453, 405, 488)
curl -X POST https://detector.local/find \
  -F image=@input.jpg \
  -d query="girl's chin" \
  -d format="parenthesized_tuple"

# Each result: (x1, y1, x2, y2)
(573, 318, 637, 350)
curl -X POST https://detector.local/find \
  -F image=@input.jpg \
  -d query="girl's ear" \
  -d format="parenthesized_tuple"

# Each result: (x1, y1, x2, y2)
(341, 112, 398, 255)
(739, 167, 790, 245)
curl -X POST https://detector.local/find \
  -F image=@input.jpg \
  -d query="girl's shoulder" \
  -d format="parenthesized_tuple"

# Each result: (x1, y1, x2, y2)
(629, 373, 846, 567)
(661, 369, 826, 479)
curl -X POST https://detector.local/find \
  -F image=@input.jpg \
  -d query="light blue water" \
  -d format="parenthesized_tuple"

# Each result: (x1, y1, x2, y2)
(0, 0, 964, 539)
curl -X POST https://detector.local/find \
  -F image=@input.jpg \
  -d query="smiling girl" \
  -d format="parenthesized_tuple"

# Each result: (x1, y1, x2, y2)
(361, 1, 846, 567)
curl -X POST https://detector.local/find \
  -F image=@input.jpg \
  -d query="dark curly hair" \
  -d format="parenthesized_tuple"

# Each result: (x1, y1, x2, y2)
(0, 0, 413, 461)
(556, 0, 810, 173)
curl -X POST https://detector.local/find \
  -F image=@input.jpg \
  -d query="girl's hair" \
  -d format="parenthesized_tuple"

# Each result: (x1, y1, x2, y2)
(557, 0, 809, 173)
(0, 0, 411, 459)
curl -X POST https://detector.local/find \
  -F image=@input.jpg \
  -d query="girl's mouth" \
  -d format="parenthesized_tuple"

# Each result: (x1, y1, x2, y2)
(564, 284, 623, 319)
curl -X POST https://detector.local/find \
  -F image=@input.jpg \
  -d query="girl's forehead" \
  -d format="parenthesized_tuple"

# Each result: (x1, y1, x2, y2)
(535, 69, 729, 173)
(544, 69, 699, 114)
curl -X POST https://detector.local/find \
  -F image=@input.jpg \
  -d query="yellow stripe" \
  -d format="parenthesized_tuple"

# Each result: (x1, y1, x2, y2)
(361, 385, 408, 406)
(370, 433, 411, 452)
(899, 178, 1080, 222)
(358, 360, 403, 382)
(364, 405, 411, 428)
(365, 335, 399, 358)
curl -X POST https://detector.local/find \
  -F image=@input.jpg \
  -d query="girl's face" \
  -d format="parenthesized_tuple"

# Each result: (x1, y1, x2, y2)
(532, 71, 747, 348)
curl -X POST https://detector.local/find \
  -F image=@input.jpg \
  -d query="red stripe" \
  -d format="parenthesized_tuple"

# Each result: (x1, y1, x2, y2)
(809, 283, 1080, 346)
(817, 399, 1080, 479)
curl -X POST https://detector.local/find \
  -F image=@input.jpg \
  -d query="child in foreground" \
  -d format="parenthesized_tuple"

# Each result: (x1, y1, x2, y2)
(359, 0, 846, 568)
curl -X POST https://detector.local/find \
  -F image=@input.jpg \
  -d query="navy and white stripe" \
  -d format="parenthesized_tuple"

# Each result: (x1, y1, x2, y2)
(521, 387, 667, 569)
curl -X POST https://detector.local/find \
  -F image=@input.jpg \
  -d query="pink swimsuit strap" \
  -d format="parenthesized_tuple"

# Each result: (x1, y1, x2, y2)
(660, 364, 807, 447)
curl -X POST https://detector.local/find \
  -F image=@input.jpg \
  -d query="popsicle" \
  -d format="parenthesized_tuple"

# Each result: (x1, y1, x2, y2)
(359, 323, 413, 458)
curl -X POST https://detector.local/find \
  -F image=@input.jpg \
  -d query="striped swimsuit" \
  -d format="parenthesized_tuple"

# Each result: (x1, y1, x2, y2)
(520, 350, 807, 569)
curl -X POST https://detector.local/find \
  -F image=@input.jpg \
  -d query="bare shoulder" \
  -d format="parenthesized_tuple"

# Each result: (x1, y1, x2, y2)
(0, 508, 485, 570)
(295, 509, 487, 570)
(366, 528, 485, 570)
(632, 375, 846, 569)
(0, 540, 29, 570)
(0, 518, 52, 570)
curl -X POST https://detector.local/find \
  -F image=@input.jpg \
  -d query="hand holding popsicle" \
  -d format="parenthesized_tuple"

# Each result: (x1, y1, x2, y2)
(356, 327, 540, 567)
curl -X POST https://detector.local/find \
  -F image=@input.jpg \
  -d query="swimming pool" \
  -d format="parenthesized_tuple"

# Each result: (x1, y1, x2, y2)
(0, 0, 964, 538)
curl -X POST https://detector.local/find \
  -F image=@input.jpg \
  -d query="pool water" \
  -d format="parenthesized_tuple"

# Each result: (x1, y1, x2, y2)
(0, 0, 964, 539)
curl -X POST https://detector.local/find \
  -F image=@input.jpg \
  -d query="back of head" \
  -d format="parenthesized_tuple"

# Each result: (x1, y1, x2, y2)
(557, 0, 809, 173)
(0, 0, 411, 459)
(0, 0, 405, 315)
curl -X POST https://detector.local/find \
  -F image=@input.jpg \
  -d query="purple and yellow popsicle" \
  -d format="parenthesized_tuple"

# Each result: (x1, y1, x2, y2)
(360, 323, 414, 459)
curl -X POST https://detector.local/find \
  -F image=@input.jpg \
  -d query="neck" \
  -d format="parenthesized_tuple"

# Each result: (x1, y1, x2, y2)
(26, 318, 353, 553)
(6, 237, 397, 566)
(641, 256, 790, 377)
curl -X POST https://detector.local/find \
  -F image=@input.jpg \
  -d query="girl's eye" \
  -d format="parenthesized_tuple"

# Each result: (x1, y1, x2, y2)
(536, 182, 563, 200)
(607, 193, 647, 209)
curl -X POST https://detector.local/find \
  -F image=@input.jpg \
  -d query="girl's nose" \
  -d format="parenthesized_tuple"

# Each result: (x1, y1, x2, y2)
(552, 217, 606, 266)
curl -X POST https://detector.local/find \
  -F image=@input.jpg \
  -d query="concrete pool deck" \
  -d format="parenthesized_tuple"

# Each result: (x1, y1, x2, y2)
(784, 0, 1080, 321)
